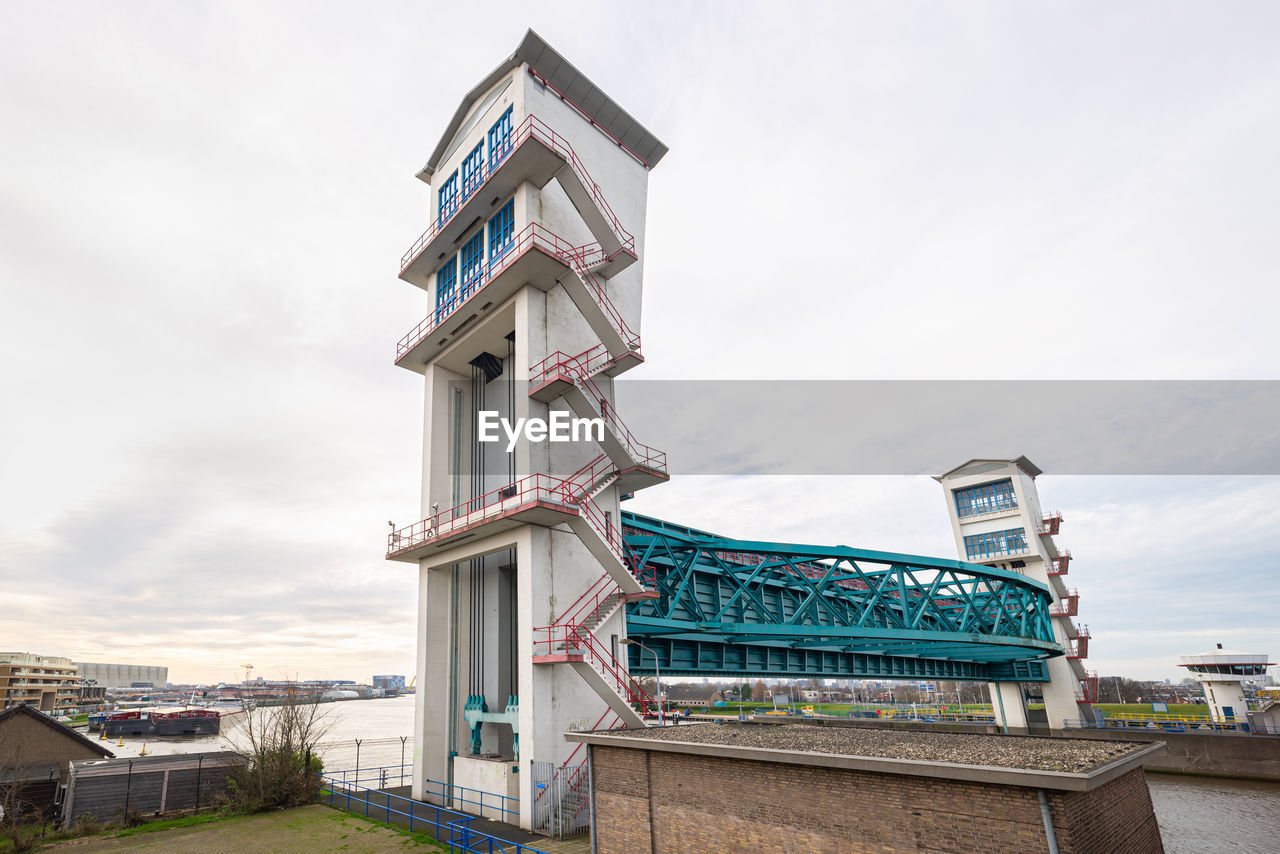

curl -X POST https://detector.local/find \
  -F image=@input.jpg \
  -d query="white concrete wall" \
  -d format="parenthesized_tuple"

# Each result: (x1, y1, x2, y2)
(1199, 677, 1250, 722)
(939, 460, 1087, 730)
(410, 60, 658, 831)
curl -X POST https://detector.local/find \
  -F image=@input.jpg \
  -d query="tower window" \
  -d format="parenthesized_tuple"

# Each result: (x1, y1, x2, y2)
(953, 479, 1018, 518)
(963, 528, 1029, 560)
(488, 106, 514, 168)
(435, 258, 457, 315)
(488, 199, 515, 262)
(438, 171, 459, 225)
(461, 142, 484, 203)
(460, 231, 485, 288)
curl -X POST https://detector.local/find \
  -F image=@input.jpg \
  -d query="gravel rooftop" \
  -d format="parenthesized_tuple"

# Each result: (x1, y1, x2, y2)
(601, 723, 1146, 773)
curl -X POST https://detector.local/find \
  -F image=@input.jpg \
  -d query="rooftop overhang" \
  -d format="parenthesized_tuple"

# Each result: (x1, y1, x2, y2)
(933, 456, 1043, 482)
(418, 28, 668, 181)
(563, 730, 1166, 793)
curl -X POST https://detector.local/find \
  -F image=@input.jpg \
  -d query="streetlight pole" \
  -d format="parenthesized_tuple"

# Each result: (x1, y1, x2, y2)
(620, 639, 663, 726)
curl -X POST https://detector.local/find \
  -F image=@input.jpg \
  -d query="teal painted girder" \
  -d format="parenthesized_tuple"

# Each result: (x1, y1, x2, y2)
(621, 511, 1060, 682)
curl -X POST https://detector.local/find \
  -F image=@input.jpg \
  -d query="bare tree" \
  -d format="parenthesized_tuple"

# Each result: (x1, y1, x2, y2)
(222, 689, 333, 811)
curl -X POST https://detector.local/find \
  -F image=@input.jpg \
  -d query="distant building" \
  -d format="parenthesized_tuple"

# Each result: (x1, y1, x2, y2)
(73, 661, 168, 689)
(76, 681, 106, 705)
(0, 652, 82, 713)
(1179, 643, 1274, 723)
(373, 675, 406, 693)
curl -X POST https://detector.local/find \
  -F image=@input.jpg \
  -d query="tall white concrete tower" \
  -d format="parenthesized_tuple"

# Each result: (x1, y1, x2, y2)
(1179, 644, 1273, 724)
(935, 458, 1096, 732)
(385, 31, 668, 831)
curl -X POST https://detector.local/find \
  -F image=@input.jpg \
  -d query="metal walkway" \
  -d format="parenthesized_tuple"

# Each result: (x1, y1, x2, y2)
(622, 511, 1061, 682)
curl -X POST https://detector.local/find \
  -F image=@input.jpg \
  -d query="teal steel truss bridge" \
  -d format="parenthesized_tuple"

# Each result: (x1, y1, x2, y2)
(621, 512, 1061, 682)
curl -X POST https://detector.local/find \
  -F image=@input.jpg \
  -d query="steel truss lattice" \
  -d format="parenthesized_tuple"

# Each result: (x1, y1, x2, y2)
(622, 512, 1060, 682)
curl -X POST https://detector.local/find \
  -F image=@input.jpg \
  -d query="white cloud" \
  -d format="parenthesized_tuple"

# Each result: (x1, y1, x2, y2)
(2, 1, 1279, 684)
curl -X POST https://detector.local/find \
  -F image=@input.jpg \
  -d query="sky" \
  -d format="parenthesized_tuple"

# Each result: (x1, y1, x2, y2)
(2, 1, 1278, 685)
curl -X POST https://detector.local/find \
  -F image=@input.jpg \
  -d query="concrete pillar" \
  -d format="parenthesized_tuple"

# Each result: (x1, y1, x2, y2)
(989, 682, 1029, 734)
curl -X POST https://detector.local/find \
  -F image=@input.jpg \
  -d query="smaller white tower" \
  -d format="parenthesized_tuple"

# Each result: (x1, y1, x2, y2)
(1179, 644, 1274, 723)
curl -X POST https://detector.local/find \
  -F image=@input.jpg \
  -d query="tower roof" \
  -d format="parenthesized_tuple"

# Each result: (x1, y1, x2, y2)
(418, 28, 669, 180)
(932, 456, 1043, 482)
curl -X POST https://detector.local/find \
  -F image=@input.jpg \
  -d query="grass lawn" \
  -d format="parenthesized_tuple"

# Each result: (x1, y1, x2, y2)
(28, 805, 451, 853)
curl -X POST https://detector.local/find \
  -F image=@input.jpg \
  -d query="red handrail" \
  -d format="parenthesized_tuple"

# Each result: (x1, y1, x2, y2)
(396, 223, 582, 362)
(401, 113, 636, 273)
(556, 571, 623, 631)
(564, 453, 615, 499)
(388, 470, 652, 590)
(395, 227, 639, 367)
(568, 368, 667, 472)
(387, 473, 570, 557)
(531, 623, 655, 712)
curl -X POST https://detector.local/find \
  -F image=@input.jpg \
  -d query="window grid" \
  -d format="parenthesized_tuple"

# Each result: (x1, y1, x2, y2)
(954, 479, 1018, 518)
(487, 106, 514, 169)
(963, 528, 1029, 560)
(438, 171, 459, 225)
(461, 142, 484, 203)
(460, 231, 485, 286)
(435, 258, 457, 313)
(488, 200, 515, 263)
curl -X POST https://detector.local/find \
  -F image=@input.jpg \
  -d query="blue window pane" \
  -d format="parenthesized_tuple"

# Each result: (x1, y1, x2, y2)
(460, 231, 485, 289)
(488, 199, 515, 263)
(953, 479, 1018, 518)
(963, 528, 1029, 560)
(438, 171, 458, 225)
(435, 258, 457, 315)
(461, 142, 484, 203)
(487, 106, 514, 169)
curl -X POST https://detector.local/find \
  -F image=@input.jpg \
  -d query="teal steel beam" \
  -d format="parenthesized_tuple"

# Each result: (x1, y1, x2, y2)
(621, 511, 1060, 681)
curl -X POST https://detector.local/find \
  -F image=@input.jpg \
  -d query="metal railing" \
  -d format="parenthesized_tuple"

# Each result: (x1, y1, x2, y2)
(320, 766, 546, 853)
(564, 452, 616, 500)
(1050, 589, 1080, 617)
(554, 571, 625, 632)
(401, 113, 635, 273)
(538, 354, 667, 474)
(396, 226, 639, 368)
(387, 473, 571, 557)
(1038, 512, 1064, 535)
(388, 473, 652, 591)
(395, 223, 582, 362)
(1064, 718, 1280, 736)
(531, 622, 656, 714)
(529, 343, 641, 390)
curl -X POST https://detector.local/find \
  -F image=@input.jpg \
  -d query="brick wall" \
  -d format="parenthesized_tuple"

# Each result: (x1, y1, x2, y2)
(1049, 768, 1163, 854)
(590, 746, 1163, 854)
(0, 711, 106, 778)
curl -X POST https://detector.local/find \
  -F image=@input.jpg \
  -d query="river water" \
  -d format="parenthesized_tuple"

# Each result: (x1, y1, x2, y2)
(98, 696, 1280, 848)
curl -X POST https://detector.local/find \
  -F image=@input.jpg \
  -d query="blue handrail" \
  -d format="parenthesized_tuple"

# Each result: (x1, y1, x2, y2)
(319, 766, 544, 854)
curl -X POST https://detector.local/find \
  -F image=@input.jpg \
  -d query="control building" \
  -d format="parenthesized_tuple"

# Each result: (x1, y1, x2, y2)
(936, 458, 1096, 731)
(386, 31, 668, 829)
(1179, 643, 1274, 723)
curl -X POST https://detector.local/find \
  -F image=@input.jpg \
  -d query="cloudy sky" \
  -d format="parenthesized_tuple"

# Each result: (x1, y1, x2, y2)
(2, 1, 1278, 684)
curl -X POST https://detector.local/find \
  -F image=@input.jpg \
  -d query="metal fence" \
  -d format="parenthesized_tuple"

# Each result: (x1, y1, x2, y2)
(323, 764, 518, 823)
(529, 760, 590, 839)
(1064, 718, 1280, 736)
(319, 767, 545, 854)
